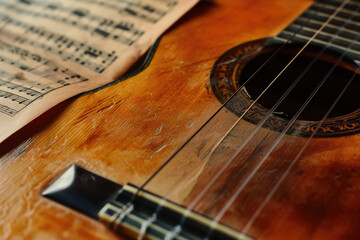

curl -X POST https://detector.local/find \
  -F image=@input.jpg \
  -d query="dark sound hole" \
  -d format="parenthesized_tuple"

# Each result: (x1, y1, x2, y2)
(239, 44, 360, 121)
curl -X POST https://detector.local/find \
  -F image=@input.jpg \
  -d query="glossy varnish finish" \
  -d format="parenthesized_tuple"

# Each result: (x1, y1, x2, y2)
(3, 0, 360, 239)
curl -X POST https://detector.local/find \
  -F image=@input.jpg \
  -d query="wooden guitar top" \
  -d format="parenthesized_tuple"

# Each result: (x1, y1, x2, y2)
(3, 0, 360, 239)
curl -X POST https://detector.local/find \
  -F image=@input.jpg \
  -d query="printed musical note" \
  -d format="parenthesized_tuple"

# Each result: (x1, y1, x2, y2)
(0, 41, 89, 85)
(0, 14, 118, 73)
(0, 0, 196, 146)
(0, 104, 17, 116)
(72, 0, 178, 23)
(0, 80, 41, 97)
(0, 1, 144, 45)
(0, 90, 31, 105)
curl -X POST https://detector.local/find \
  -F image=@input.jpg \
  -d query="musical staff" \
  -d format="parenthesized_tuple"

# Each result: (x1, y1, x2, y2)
(0, 88, 31, 116)
(0, 69, 54, 92)
(0, 73, 54, 116)
(0, 80, 42, 97)
(72, 0, 178, 23)
(0, 90, 31, 105)
(0, 66, 88, 116)
(0, 1, 145, 45)
(0, 104, 17, 116)
(0, 0, 195, 134)
(0, 41, 88, 85)
(0, 13, 119, 74)
(0, 38, 91, 117)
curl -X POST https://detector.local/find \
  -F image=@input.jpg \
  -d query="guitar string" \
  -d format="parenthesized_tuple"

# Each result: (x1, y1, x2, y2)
(211, 35, 360, 239)
(179, 17, 351, 239)
(143, 0, 358, 234)
(204, 6, 360, 239)
(131, 0, 324, 200)
(241, 67, 360, 235)
(130, 2, 330, 235)
(165, 3, 354, 237)
(209, 9, 360, 239)
(164, 0, 353, 238)
(240, 3, 360, 234)
(130, 0, 346, 237)
(0, 1, 322, 237)
(121, 0, 346, 238)
(136, 1, 351, 239)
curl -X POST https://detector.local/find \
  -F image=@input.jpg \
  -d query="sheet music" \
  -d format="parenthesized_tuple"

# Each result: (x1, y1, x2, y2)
(0, 0, 198, 143)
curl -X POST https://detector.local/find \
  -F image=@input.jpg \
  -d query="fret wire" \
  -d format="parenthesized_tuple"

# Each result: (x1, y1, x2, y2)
(281, 29, 360, 56)
(315, 1, 359, 12)
(306, 10, 359, 29)
(317, 0, 360, 3)
(275, 34, 360, 61)
(334, 12, 360, 23)
(311, 5, 360, 22)
(288, 24, 360, 47)
(281, 17, 360, 52)
(283, 27, 360, 49)
(297, 16, 360, 35)
(315, 1, 360, 15)
(329, 20, 359, 33)
(293, 19, 358, 39)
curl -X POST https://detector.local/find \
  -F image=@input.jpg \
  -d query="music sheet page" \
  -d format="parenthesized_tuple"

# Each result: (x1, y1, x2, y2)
(0, 0, 198, 143)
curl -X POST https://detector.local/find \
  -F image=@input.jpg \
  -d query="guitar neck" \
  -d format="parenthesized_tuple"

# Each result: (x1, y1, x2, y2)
(275, 0, 360, 63)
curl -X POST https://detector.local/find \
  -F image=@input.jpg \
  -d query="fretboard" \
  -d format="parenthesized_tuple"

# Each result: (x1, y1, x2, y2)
(275, 0, 360, 64)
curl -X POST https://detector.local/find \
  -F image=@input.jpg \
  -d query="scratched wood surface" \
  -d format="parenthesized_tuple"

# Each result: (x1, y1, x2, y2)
(3, 0, 360, 239)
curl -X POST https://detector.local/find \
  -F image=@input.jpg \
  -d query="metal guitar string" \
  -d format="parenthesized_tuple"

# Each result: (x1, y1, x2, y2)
(169, 3, 357, 237)
(204, 7, 360, 240)
(241, 67, 360, 235)
(207, 32, 360, 239)
(128, 1, 348, 238)
(185, 16, 356, 240)
(130, 1, 347, 238)
(133, 4, 328, 237)
(164, 1, 353, 238)
(131, 1, 323, 199)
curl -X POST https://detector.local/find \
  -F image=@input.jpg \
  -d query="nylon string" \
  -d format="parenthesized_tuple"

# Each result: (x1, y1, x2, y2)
(205, 2, 360, 238)
(132, 0, 323, 199)
(129, 0, 354, 238)
(241, 66, 360, 235)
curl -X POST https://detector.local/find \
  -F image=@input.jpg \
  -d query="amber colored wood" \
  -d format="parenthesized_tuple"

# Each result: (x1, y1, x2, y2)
(5, 0, 360, 239)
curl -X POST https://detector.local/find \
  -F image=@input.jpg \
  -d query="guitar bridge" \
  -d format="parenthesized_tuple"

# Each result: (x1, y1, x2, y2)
(42, 164, 252, 240)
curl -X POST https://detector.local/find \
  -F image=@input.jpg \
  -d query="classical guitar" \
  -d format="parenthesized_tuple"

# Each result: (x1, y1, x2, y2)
(1, 0, 360, 239)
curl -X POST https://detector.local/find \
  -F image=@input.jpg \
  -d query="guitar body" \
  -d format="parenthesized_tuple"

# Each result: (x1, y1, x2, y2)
(1, 0, 359, 239)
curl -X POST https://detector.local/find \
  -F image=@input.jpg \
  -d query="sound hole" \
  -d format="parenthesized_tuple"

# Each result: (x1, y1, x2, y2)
(238, 45, 360, 121)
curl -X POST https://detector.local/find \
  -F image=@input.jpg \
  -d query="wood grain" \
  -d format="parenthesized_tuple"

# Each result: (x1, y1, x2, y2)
(4, 0, 359, 240)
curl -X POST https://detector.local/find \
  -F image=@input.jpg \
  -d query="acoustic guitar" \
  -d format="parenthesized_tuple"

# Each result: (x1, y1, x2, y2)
(1, 0, 360, 239)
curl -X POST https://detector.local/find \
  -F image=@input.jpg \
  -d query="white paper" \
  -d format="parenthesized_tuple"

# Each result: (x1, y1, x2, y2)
(0, 0, 198, 143)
